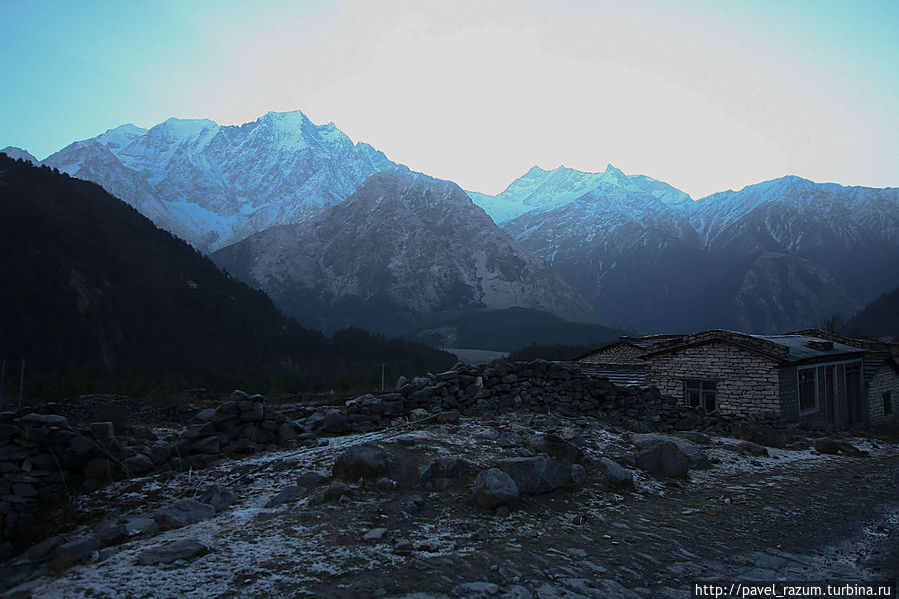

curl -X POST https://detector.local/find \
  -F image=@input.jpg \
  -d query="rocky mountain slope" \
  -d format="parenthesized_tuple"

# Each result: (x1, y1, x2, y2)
(503, 172, 899, 333)
(0, 154, 452, 379)
(41, 111, 395, 252)
(212, 168, 599, 338)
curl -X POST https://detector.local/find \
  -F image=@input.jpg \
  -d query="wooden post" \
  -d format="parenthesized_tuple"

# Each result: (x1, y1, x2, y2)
(18, 360, 25, 410)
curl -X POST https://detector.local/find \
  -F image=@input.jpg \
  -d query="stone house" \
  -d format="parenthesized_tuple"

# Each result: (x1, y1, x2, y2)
(579, 330, 899, 426)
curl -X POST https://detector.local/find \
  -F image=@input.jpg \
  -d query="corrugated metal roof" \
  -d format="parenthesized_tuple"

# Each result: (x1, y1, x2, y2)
(580, 365, 648, 386)
(750, 334, 867, 362)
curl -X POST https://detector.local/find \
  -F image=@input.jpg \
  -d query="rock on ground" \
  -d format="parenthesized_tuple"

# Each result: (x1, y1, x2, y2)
(635, 441, 690, 479)
(472, 468, 519, 511)
(632, 433, 710, 469)
(137, 539, 208, 565)
(154, 499, 216, 530)
(599, 457, 635, 490)
(332, 443, 393, 481)
(497, 456, 572, 495)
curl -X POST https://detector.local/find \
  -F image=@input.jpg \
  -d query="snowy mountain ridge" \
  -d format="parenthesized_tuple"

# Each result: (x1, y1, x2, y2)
(467, 163, 693, 223)
(503, 172, 899, 333)
(41, 111, 396, 252)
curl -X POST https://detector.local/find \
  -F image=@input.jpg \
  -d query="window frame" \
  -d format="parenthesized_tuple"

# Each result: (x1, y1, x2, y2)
(885, 392, 894, 416)
(684, 379, 717, 412)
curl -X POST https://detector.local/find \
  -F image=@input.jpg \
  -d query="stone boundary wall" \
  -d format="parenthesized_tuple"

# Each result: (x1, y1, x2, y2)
(327, 360, 776, 435)
(0, 392, 308, 557)
(0, 359, 775, 556)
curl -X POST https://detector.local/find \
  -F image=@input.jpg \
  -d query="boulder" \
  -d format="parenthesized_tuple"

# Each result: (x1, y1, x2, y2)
(278, 422, 298, 446)
(123, 453, 155, 474)
(632, 433, 710, 470)
(635, 441, 689, 479)
(264, 485, 305, 508)
(195, 408, 216, 422)
(814, 438, 840, 454)
(814, 438, 867, 457)
(472, 468, 519, 511)
(497, 456, 571, 495)
(96, 522, 129, 547)
(437, 411, 461, 425)
(332, 444, 392, 481)
(321, 409, 350, 434)
(199, 485, 237, 512)
(735, 442, 769, 457)
(326, 481, 353, 501)
(137, 540, 208, 565)
(49, 535, 98, 570)
(296, 471, 328, 488)
(419, 457, 475, 486)
(527, 433, 584, 464)
(599, 457, 634, 490)
(191, 436, 221, 454)
(733, 422, 785, 449)
(154, 499, 216, 530)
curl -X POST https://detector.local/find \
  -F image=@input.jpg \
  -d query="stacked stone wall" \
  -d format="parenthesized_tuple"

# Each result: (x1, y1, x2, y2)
(0, 392, 306, 557)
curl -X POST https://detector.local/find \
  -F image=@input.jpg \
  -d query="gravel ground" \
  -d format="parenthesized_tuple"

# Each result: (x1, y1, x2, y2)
(5, 414, 898, 599)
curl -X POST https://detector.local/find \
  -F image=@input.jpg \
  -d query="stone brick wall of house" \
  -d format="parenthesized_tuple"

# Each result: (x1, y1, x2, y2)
(867, 364, 899, 424)
(581, 345, 646, 364)
(647, 341, 781, 416)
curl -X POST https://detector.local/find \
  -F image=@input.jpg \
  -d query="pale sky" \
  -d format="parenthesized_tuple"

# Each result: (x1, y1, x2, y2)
(2, 0, 897, 198)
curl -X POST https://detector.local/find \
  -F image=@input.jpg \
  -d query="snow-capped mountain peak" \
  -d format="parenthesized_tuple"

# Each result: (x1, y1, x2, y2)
(43, 111, 398, 252)
(468, 163, 692, 222)
(95, 124, 147, 152)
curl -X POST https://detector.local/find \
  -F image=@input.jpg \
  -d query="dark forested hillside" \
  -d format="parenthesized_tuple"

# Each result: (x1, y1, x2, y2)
(0, 155, 453, 390)
(844, 286, 899, 339)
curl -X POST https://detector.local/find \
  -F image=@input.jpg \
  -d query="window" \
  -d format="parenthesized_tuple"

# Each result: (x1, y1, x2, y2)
(685, 380, 717, 412)
(885, 392, 894, 416)
(798, 367, 817, 413)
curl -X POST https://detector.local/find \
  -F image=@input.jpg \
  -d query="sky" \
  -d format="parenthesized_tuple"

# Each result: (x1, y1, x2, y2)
(2, 0, 897, 199)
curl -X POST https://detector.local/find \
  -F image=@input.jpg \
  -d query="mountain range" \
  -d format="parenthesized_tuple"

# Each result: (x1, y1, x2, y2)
(484, 166, 899, 333)
(0, 154, 452, 385)
(6, 109, 898, 340)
